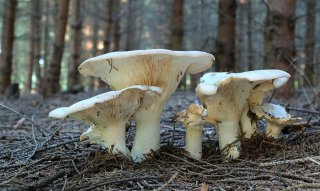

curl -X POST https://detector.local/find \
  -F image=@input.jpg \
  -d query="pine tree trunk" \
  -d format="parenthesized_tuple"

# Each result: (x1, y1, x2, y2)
(44, 0, 70, 96)
(215, 0, 236, 71)
(102, 0, 113, 54)
(304, 0, 316, 86)
(264, 0, 296, 99)
(0, 0, 18, 94)
(97, 0, 114, 89)
(125, 0, 133, 50)
(171, 0, 184, 89)
(88, 19, 99, 91)
(247, 0, 253, 70)
(113, 0, 120, 51)
(24, 0, 41, 94)
(190, 0, 204, 91)
(236, 2, 245, 72)
(41, 0, 51, 95)
(170, 0, 184, 50)
(68, 0, 82, 91)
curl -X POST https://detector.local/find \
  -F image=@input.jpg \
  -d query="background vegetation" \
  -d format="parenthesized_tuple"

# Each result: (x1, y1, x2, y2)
(0, 0, 318, 98)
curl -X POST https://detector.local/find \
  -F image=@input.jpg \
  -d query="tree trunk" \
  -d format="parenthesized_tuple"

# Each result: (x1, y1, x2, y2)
(41, 0, 51, 95)
(113, 0, 121, 51)
(97, 0, 114, 89)
(304, 0, 316, 86)
(170, 0, 184, 50)
(24, 0, 41, 94)
(68, 0, 82, 90)
(190, 0, 203, 91)
(102, 0, 113, 54)
(135, 1, 144, 49)
(264, 0, 296, 99)
(247, 0, 253, 70)
(215, 0, 236, 72)
(170, 0, 185, 89)
(236, 1, 245, 72)
(44, 0, 70, 96)
(88, 19, 99, 91)
(125, 0, 133, 50)
(0, 0, 18, 94)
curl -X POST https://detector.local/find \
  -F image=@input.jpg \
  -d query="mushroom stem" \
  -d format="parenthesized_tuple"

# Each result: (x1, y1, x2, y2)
(131, 109, 162, 162)
(185, 126, 203, 160)
(217, 121, 240, 160)
(83, 121, 130, 158)
(265, 121, 282, 138)
(240, 103, 257, 138)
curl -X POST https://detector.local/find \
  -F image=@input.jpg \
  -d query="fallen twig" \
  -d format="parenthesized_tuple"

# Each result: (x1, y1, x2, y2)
(0, 103, 53, 136)
(259, 156, 320, 167)
(79, 176, 159, 191)
(286, 106, 320, 115)
(161, 152, 206, 170)
(285, 183, 320, 190)
(155, 172, 179, 191)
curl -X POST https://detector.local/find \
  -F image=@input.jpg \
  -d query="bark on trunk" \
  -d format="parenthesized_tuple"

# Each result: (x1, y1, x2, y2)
(304, 0, 316, 86)
(68, 0, 82, 90)
(41, 0, 51, 95)
(236, 1, 245, 72)
(215, 0, 236, 71)
(89, 19, 99, 91)
(171, 0, 185, 89)
(113, 0, 120, 51)
(264, 0, 296, 99)
(247, 0, 253, 70)
(44, 0, 70, 96)
(102, 0, 113, 54)
(25, 0, 41, 94)
(170, 0, 184, 50)
(0, 0, 18, 94)
(125, 0, 133, 51)
(97, 0, 114, 89)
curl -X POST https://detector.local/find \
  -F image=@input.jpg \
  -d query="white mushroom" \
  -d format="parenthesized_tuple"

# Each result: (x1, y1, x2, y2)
(49, 85, 162, 158)
(78, 49, 214, 162)
(195, 70, 290, 160)
(239, 70, 290, 138)
(175, 104, 207, 160)
(250, 103, 301, 139)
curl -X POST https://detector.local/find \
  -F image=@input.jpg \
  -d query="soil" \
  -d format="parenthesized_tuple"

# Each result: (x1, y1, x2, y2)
(0, 90, 319, 190)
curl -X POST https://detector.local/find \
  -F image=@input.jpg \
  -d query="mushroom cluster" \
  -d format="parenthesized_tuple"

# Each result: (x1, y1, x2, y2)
(176, 70, 299, 161)
(49, 49, 214, 162)
(49, 85, 162, 158)
(49, 48, 297, 163)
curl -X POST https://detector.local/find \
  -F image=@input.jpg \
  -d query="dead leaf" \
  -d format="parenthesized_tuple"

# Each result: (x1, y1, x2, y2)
(14, 118, 26, 129)
(200, 183, 208, 191)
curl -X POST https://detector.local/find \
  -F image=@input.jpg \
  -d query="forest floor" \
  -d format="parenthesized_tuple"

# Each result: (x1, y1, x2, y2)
(0, 89, 320, 190)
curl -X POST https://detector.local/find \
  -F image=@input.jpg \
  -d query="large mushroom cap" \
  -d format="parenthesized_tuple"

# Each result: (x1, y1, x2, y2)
(79, 49, 214, 78)
(49, 85, 162, 123)
(78, 49, 214, 91)
(197, 70, 290, 96)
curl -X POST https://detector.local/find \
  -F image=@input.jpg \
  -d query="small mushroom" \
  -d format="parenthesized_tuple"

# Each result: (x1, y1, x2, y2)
(239, 70, 290, 138)
(49, 85, 162, 158)
(195, 70, 290, 160)
(175, 104, 207, 160)
(78, 49, 214, 162)
(250, 103, 301, 139)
